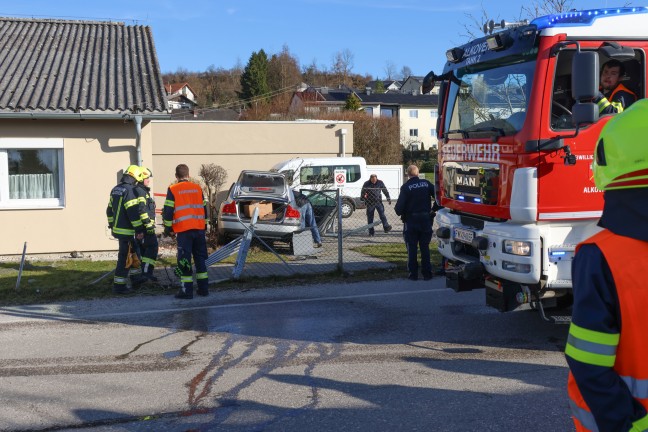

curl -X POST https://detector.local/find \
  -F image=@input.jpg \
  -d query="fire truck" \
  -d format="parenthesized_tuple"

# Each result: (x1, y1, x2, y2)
(425, 7, 647, 322)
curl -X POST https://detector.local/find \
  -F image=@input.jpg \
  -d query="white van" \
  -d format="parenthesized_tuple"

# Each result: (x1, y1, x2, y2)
(271, 157, 369, 217)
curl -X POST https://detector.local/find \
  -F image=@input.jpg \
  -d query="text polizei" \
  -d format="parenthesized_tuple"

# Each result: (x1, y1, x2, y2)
(408, 181, 430, 190)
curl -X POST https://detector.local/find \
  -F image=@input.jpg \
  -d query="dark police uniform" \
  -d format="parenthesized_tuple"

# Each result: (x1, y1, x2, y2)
(394, 175, 435, 280)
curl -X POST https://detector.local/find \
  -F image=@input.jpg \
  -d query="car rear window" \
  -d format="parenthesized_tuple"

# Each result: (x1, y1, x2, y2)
(240, 173, 286, 194)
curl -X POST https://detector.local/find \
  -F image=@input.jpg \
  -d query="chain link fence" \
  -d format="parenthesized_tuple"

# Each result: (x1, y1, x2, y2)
(156, 187, 408, 286)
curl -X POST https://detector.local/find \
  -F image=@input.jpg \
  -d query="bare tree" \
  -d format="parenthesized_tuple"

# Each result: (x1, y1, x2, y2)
(332, 49, 355, 86)
(199, 164, 228, 232)
(521, 0, 574, 17)
(384, 61, 397, 80)
(399, 66, 412, 81)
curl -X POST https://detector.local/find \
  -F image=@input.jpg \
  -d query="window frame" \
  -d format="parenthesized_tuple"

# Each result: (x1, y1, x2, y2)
(409, 129, 419, 137)
(0, 138, 65, 209)
(409, 109, 418, 118)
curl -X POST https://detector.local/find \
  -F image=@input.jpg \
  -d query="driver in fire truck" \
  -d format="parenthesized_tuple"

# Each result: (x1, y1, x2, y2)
(565, 99, 648, 432)
(595, 59, 637, 115)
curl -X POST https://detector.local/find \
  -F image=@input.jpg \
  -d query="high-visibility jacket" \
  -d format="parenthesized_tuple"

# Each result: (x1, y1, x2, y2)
(162, 180, 207, 232)
(566, 229, 648, 432)
(106, 175, 146, 238)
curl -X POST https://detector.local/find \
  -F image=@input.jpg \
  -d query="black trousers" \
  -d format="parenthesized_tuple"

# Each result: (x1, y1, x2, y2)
(176, 230, 208, 293)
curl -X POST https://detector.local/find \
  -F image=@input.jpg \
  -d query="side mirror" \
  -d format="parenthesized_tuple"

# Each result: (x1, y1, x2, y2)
(422, 71, 437, 94)
(571, 50, 599, 127)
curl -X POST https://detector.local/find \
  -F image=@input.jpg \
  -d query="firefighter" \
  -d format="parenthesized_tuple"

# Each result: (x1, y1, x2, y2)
(162, 164, 209, 299)
(135, 167, 158, 281)
(566, 99, 648, 431)
(595, 59, 637, 115)
(394, 165, 435, 281)
(106, 165, 148, 294)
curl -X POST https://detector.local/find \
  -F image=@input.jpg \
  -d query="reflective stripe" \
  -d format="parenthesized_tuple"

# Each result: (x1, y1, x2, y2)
(164, 200, 175, 207)
(622, 375, 648, 400)
(196, 272, 208, 280)
(569, 323, 620, 345)
(180, 276, 193, 283)
(173, 214, 205, 224)
(107, 217, 114, 222)
(124, 198, 140, 209)
(141, 257, 156, 265)
(631, 413, 648, 432)
(163, 220, 173, 227)
(175, 204, 204, 211)
(114, 277, 128, 284)
(565, 323, 618, 367)
(569, 399, 599, 432)
(113, 227, 135, 235)
(178, 189, 200, 194)
(132, 220, 143, 227)
(129, 268, 142, 275)
(567, 334, 617, 356)
(609, 100, 624, 113)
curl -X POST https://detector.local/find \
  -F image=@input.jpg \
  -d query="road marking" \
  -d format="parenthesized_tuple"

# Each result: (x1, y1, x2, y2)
(0, 288, 454, 322)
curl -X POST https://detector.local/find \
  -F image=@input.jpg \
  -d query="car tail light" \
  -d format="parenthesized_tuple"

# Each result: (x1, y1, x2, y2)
(285, 205, 300, 220)
(221, 202, 237, 215)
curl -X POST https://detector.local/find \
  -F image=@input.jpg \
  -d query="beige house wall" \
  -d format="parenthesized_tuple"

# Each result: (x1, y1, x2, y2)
(1, 120, 352, 256)
(149, 120, 354, 207)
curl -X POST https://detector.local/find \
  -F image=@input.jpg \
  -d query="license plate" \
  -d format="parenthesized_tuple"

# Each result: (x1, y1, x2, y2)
(454, 228, 474, 244)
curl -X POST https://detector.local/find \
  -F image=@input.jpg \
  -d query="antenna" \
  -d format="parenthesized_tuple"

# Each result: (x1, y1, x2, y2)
(483, 19, 529, 35)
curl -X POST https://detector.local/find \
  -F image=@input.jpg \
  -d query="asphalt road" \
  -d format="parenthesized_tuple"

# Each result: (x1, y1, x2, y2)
(0, 277, 573, 432)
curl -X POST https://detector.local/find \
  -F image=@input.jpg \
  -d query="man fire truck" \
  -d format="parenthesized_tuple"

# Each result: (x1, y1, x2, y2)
(425, 7, 646, 322)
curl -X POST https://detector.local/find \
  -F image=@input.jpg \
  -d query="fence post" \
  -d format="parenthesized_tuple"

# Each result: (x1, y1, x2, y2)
(15, 241, 27, 290)
(337, 189, 343, 272)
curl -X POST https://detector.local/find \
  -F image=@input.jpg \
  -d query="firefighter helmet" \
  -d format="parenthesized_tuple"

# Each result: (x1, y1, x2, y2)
(140, 167, 153, 180)
(124, 165, 144, 182)
(593, 99, 648, 191)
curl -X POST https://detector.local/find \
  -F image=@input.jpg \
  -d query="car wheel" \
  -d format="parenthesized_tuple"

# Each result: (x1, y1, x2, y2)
(340, 199, 354, 218)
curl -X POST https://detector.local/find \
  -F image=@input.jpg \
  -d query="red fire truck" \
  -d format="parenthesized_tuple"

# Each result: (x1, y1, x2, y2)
(426, 7, 646, 321)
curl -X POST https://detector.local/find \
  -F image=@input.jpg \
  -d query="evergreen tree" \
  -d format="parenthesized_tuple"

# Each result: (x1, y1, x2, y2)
(375, 81, 386, 94)
(344, 93, 362, 111)
(239, 50, 270, 105)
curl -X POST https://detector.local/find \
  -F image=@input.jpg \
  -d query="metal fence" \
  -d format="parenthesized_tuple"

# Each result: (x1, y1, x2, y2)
(156, 187, 407, 286)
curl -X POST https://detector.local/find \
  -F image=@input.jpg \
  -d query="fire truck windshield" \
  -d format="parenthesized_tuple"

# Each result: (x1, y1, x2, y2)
(444, 60, 536, 138)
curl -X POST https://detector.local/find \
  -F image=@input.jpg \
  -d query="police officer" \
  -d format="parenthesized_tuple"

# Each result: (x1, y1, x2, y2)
(162, 164, 209, 299)
(106, 165, 148, 294)
(135, 167, 158, 281)
(394, 165, 435, 281)
(566, 99, 648, 431)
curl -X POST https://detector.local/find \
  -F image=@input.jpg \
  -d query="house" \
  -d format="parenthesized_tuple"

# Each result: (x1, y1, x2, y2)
(399, 75, 439, 95)
(164, 82, 198, 109)
(289, 86, 439, 150)
(0, 17, 169, 256)
(365, 80, 401, 93)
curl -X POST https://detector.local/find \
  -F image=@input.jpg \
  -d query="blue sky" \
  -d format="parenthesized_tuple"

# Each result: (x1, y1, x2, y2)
(0, 1, 636, 78)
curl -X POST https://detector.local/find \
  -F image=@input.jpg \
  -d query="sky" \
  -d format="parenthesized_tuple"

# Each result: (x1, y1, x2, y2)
(0, 0, 637, 79)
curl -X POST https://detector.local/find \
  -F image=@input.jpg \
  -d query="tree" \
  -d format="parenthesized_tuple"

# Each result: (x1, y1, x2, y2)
(199, 163, 228, 232)
(332, 49, 355, 86)
(267, 45, 302, 93)
(344, 93, 362, 111)
(384, 61, 397, 80)
(399, 66, 412, 81)
(239, 50, 270, 106)
(375, 81, 386, 94)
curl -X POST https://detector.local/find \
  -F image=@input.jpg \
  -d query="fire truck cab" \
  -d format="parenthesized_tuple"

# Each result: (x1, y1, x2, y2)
(428, 7, 647, 321)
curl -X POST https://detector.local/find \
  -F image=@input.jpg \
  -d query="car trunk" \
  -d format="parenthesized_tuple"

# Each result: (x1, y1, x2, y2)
(237, 199, 289, 223)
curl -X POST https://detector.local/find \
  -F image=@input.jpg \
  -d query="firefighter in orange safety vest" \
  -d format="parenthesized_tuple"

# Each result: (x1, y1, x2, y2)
(162, 164, 209, 299)
(595, 59, 637, 115)
(565, 99, 648, 431)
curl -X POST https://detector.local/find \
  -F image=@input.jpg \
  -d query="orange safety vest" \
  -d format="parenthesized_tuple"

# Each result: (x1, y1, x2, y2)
(568, 229, 648, 431)
(608, 83, 637, 105)
(169, 181, 206, 232)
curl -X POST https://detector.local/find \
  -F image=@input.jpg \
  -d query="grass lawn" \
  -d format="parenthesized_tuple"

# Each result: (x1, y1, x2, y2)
(0, 243, 442, 306)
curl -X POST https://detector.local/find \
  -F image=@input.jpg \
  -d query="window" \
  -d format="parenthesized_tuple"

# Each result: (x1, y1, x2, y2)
(364, 107, 374, 116)
(431, 128, 436, 137)
(380, 108, 394, 118)
(409, 129, 419, 137)
(299, 164, 361, 184)
(335, 165, 362, 183)
(409, 109, 418, 118)
(0, 138, 64, 208)
(430, 110, 436, 118)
